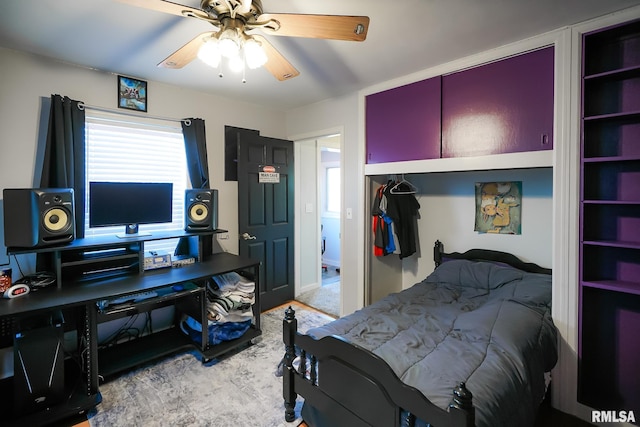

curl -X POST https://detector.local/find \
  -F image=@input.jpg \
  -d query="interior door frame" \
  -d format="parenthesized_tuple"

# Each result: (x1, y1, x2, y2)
(291, 127, 344, 313)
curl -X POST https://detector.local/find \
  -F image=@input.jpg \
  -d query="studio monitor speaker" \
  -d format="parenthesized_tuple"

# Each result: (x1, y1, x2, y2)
(185, 189, 218, 232)
(3, 188, 75, 248)
(13, 311, 65, 416)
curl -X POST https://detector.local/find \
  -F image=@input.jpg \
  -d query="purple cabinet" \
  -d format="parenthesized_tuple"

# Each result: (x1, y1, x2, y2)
(441, 46, 554, 158)
(365, 76, 441, 164)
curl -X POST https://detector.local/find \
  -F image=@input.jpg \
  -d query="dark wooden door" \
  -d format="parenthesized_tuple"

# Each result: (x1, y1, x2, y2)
(235, 128, 294, 311)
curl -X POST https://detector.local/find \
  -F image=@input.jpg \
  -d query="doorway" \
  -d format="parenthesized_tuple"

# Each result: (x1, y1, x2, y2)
(294, 134, 342, 317)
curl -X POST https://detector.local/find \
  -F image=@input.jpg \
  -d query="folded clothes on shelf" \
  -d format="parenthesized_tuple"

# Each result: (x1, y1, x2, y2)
(180, 315, 251, 345)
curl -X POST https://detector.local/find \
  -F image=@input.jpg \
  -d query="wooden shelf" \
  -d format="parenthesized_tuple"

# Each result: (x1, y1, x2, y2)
(364, 149, 553, 175)
(6, 229, 228, 255)
(582, 199, 640, 205)
(583, 155, 640, 163)
(581, 280, 640, 296)
(582, 240, 640, 250)
(584, 64, 640, 80)
(584, 110, 640, 121)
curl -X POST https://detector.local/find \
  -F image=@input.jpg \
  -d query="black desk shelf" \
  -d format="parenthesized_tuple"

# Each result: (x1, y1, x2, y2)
(98, 327, 197, 378)
(1, 230, 260, 426)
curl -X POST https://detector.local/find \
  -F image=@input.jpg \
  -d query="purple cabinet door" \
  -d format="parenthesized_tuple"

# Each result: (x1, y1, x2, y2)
(365, 76, 441, 164)
(442, 46, 554, 158)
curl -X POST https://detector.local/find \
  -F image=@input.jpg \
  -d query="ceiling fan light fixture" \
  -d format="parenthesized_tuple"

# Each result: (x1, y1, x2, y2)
(218, 28, 241, 58)
(244, 38, 267, 69)
(228, 55, 245, 73)
(197, 38, 221, 67)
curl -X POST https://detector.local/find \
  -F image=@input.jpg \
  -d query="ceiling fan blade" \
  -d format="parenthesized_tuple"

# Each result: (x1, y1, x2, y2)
(158, 32, 214, 69)
(115, 0, 209, 20)
(253, 35, 300, 81)
(257, 14, 369, 41)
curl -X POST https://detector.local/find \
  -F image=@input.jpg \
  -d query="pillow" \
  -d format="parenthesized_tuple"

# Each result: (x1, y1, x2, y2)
(425, 259, 524, 290)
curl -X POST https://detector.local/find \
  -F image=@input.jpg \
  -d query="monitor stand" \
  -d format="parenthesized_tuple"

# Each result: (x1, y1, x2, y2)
(116, 224, 151, 239)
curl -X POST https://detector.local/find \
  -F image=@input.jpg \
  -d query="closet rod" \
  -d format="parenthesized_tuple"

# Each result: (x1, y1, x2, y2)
(77, 102, 189, 125)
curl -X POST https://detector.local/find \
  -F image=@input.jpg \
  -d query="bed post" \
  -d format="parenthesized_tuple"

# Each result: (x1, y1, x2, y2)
(449, 382, 475, 427)
(434, 240, 443, 267)
(283, 306, 298, 422)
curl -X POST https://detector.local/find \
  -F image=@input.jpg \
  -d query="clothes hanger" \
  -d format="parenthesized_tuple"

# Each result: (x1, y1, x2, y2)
(389, 174, 417, 194)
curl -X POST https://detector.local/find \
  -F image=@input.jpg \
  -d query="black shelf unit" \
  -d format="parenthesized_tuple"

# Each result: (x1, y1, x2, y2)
(578, 18, 640, 417)
(1, 231, 261, 426)
(0, 358, 102, 427)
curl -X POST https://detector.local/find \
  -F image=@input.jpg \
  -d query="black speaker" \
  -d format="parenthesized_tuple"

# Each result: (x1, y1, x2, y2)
(13, 311, 65, 416)
(3, 188, 75, 248)
(185, 189, 218, 232)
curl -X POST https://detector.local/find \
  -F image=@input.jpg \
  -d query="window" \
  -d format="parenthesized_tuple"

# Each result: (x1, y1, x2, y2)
(325, 166, 341, 214)
(84, 112, 187, 254)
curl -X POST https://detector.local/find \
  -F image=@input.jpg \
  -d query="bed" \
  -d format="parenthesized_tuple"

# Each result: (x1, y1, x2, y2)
(282, 240, 557, 427)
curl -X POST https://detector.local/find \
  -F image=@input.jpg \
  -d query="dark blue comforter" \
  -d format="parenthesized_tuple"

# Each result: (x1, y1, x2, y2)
(306, 259, 558, 427)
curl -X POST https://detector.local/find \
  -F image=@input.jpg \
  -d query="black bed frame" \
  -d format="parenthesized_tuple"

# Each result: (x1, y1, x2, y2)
(282, 240, 551, 427)
(433, 240, 552, 275)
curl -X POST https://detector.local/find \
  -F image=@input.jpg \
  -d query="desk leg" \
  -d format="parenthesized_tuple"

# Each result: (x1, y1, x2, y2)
(85, 303, 99, 395)
(200, 287, 209, 361)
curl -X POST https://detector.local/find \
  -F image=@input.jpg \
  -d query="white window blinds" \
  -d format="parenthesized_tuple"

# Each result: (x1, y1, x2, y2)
(84, 112, 188, 254)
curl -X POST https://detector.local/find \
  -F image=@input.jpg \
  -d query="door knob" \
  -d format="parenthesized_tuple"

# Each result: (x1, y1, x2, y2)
(241, 232, 256, 240)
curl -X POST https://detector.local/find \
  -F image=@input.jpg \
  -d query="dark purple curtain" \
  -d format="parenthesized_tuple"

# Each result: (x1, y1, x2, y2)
(40, 94, 86, 238)
(176, 118, 212, 256)
(37, 95, 85, 271)
(182, 118, 209, 189)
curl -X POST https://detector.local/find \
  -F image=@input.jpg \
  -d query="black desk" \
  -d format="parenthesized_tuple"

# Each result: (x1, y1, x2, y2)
(1, 234, 261, 427)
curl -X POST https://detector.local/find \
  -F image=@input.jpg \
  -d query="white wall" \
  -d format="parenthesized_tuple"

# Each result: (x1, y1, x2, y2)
(295, 139, 320, 292)
(286, 94, 361, 316)
(401, 168, 553, 287)
(320, 149, 341, 268)
(0, 47, 288, 275)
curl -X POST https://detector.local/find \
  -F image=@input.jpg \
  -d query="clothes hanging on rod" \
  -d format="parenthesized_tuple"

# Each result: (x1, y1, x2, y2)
(372, 177, 420, 259)
(372, 182, 396, 256)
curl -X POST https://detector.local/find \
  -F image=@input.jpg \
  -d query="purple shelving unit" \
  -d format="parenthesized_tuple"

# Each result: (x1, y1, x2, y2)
(578, 18, 640, 418)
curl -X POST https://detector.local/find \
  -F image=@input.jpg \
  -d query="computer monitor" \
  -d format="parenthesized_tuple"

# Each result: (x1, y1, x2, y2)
(89, 182, 173, 238)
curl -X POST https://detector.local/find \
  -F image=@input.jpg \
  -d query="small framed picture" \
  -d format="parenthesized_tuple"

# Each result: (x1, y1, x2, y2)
(118, 75, 147, 112)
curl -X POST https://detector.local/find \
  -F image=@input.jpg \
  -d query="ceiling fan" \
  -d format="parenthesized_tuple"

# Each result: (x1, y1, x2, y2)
(118, 0, 370, 81)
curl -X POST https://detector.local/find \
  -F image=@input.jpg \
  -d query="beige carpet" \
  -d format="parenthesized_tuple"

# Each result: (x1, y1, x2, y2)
(88, 304, 334, 427)
(295, 281, 340, 318)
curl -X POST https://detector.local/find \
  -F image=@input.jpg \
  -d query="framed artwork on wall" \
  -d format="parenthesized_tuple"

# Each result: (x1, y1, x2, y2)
(118, 75, 147, 112)
(475, 181, 522, 234)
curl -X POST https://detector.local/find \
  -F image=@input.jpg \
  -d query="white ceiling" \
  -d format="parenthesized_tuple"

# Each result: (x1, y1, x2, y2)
(1, 0, 639, 110)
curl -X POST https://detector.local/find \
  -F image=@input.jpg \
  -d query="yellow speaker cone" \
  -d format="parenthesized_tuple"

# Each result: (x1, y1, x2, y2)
(189, 202, 209, 222)
(43, 207, 70, 232)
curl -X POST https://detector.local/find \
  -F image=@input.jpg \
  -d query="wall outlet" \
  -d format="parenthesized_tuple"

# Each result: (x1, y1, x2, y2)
(346, 208, 353, 219)
(217, 233, 229, 240)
